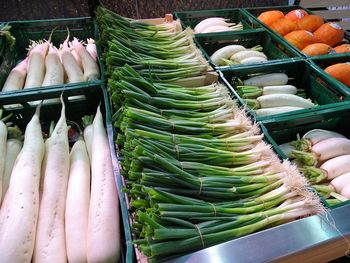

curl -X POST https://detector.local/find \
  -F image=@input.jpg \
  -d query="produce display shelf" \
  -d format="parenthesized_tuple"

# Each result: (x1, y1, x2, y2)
(242, 5, 350, 60)
(174, 8, 261, 34)
(218, 59, 349, 122)
(194, 28, 302, 70)
(4, 4, 350, 263)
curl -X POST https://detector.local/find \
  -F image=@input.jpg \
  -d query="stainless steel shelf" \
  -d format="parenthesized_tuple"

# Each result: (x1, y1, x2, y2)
(168, 204, 350, 263)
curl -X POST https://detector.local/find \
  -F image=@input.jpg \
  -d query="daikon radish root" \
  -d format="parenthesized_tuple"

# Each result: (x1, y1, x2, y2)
(72, 37, 100, 81)
(82, 115, 94, 161)
(321, 155, 350, 180)
(231, 50, 267, 62)
(340, 184, 350, 198)
(65, 138, 90, 263)
(331, 172, 350, 193)
(2, 58, 28, 92)
(240, 56, 267, 64)
(0, 104, 44, 262)
(194, 17, 228, 33)
(243, 73, 288, 86)
(200, 24, 242, 33)
(256, 106, 303, 116)
(61, 31, 84, 83)
(33, 97, 70, 263)
(210, 45, 246, 65)
(42, 44, 64, 87)
(0, 126, 22, 205)
(311, 137, 350, 162)
(69, 42, 83, 70)
(86, 38, 97, 62)
(87, 106, 120, 262)
(24, 41, 49, 88)
(263, 85, 297, 95)
(303, 129, 345, 145)
(257, 94, 315, 108)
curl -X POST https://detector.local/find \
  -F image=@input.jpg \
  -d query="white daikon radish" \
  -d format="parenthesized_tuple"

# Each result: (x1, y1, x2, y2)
(311, 137, 350, 162)
(86, 38, 97, 62)
(70, 46, 83, 70)
(194, 17, 228, 33)
(33, 98, 70, 263)
(256, 106, 303, 116)
(42, 44, 64, 87)
(231, 50, 267, 62)
(87, 106, 120, 262)
(61, 33, 84, 84)
(2, 58, 28, 92)
(320, 155, 350, 180)
(244, 73, 289, 86)
(257, 94, 315, 108)
(1, 126, 22, 205)
(210, 45, 246, 65)
(0, 104, 44, 262)
(65, 138, 90, 263)
(340, 184, 350, 198)
(24, 41, 49, 88)
(240, 56, 268, 64)
(302, 129, 345, 146)
(72, 37, 100, 81)
(331, 172, 350, 193)
(263, 85, 298, 95)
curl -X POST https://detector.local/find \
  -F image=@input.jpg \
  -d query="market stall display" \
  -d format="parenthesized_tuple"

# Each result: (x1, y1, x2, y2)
(0, 2, 349, 263)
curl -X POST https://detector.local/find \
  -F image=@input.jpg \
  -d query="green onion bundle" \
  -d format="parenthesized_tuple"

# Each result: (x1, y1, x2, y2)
(96, 6, 209, 81)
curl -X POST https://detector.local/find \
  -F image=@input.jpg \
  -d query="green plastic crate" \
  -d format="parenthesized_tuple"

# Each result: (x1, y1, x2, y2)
(195, 29, 302, 70)
(2, 17, 104, 92)
(174, 8, 261, 33)
(310, 55, 350, 98)
(0, 85, 131, 263)
(260, 102, 350, 208)
(219, 59, 347, 122)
